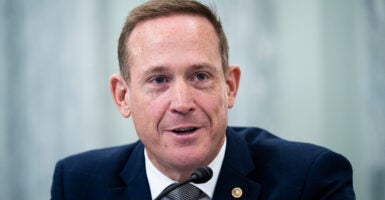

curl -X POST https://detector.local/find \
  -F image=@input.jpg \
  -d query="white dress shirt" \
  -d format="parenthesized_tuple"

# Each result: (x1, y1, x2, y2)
(145, 137, 227, 199)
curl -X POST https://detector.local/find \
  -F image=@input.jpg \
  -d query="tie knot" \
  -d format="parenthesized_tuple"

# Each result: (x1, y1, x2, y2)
(162, 183, 210, 200)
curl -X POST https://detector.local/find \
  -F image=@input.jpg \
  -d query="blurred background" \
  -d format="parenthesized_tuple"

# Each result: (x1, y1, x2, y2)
(0, 0, 384, 199)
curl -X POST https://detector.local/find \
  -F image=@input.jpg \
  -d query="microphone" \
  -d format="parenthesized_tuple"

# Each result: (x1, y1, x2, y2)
(190, 166, 213, 183)
(154, 167, 213, 200)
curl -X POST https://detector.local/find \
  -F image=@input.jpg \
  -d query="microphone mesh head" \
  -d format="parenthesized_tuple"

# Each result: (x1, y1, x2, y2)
(191, 167, 213, 183)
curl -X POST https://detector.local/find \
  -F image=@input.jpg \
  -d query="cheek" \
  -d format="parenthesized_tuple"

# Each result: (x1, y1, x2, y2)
(198, 87, 228, 117)
(131, 94, 168, 128)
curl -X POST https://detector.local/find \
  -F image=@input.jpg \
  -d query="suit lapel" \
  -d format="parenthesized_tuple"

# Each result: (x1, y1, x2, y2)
(108, 142, 152, 200)
(213, 128, 261, 199)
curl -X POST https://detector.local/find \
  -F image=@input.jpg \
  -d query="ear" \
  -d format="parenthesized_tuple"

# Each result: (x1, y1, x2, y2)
(226, 65, 241, 109)
(109, 74, 131, 118)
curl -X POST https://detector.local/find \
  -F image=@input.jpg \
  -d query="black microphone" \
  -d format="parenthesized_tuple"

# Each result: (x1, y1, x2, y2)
(154, 167, 213, 200)
(190, 166, 213, 183)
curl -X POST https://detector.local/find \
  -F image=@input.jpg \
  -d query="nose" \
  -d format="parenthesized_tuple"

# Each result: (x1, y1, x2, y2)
(169, 79, 195, 114)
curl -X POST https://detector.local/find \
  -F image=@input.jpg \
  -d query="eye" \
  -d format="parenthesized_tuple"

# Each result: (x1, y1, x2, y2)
(155, 76, 165, 84)
(150, 76, 168, 84)
(194, 72, 209, 81)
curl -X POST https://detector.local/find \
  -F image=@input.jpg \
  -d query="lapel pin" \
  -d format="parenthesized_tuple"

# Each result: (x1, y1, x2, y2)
(231, 187, 243, 198)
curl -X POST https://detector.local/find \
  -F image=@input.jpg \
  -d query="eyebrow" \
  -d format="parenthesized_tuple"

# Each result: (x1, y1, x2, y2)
(140, 62, 218, 81)
(188, 63, 218, 73)
(140, 66, 169, 80)
(143, 66, 169, 75)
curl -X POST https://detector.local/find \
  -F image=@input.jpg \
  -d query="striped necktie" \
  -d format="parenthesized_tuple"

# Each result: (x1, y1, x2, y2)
(162, 183, 210, 200)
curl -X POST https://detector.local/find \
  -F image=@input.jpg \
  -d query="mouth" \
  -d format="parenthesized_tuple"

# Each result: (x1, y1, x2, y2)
(171, 127, 199, 135)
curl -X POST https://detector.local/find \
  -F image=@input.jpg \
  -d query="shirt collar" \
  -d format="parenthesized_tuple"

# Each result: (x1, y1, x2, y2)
(145, 137, 227, 199)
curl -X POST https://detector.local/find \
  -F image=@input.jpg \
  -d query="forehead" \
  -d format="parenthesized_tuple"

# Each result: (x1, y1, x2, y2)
(127, 14, 219, 56)
(132, 14, 215, 36)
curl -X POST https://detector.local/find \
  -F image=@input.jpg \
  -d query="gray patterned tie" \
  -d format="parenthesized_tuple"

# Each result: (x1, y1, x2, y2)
(162, 183, 210, 200)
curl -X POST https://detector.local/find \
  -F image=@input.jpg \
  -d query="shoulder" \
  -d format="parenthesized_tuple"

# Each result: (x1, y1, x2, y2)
(55, 141, 142, 178)
(227, 126, 355, 199)
(228, 126, 335, 162)
(51, 141, 144, 199)
(228, 126, 351, 169)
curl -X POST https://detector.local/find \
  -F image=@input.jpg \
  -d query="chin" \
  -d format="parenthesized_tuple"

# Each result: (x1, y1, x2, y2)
(171, 152, 209, 168)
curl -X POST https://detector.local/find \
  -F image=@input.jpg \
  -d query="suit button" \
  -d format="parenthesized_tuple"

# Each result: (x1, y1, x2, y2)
(231, 187, 243, 198)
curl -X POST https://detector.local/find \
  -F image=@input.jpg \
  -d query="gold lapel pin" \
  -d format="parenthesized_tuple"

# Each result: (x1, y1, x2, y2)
(231, 187, 243, 198)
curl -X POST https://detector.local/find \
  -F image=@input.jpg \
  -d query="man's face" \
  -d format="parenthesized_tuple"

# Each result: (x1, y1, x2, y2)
(124, 14, 239, 180)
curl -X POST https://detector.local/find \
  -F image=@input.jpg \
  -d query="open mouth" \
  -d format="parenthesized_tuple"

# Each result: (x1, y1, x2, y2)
(172, 127, 198, 135)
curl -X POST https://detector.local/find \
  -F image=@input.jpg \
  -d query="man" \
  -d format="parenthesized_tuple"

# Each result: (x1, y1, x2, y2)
(51, 0, 355, 199)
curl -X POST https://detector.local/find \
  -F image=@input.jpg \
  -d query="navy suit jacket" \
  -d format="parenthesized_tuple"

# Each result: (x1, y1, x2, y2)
(51, 127, 355, 199)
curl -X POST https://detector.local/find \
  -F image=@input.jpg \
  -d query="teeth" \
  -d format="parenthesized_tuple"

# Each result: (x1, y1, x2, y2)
(173, 127, 196, 133)
(176, 128, 193, 131)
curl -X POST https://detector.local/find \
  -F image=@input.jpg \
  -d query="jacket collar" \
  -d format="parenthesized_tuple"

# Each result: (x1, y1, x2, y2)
(213, 127, 261, 199)
(108, 142, 152, 200)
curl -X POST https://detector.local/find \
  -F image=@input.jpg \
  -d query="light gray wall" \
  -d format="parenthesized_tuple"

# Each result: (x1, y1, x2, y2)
(1, 0, 384, 199)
